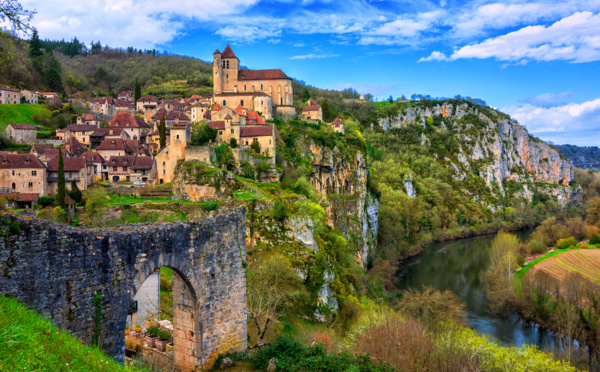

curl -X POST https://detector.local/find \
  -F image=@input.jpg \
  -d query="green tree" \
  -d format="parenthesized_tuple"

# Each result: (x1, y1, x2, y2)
(302, 88, 310, 102)
(159, 113, 166, 148)
(190, 121, 217, 146)
(321, 98, 332, 122)
(44, 68, 64, 93)
(29, 28, 43, 59)
(69, 180, 82, 204)
(482, 231, 520, 313)
(134, 78, 141, 102)
(229, 137, 237, 148)
(251, 140, 261, 154)
(56, 150, 65, 209)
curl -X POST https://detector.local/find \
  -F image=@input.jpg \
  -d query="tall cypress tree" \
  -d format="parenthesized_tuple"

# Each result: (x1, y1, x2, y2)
(159, 113, 167, 148)
(134, 78, 141, 102)
(57, 150, 66, 209)
(29, 29, 43, 59)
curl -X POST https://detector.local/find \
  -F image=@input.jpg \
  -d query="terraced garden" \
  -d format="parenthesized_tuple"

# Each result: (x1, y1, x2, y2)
(527, 249, 600, 284)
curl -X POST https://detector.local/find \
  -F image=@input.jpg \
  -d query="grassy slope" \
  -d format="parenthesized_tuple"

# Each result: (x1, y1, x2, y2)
(0, 295, 136, 372)
(0, 104, 50, 131)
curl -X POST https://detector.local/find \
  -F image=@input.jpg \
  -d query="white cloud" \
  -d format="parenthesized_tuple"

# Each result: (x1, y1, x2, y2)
(216, 25, 281, 42)
(503, 98, 600, 146)
(448, 12, 600, 63)
(518, 92, 577, 108)
(418, 51, 448, 62)
(358, 11, 444, 46)
(289, 53, 340, 60)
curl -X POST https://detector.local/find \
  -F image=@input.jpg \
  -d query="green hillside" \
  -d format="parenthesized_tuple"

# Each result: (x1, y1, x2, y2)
(0, 295, 135, 372)
(0, 104, 50, 131)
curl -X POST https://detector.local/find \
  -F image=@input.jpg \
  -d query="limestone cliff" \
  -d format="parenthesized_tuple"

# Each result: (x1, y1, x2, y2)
(379, 101, 581, 206)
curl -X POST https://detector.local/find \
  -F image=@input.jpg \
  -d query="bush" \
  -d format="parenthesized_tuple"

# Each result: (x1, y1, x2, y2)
(157, 329, 172, 341)
(201, 201, 220, 212)
(589, 235, 600, 244)
(581, 244, 589, 249)
(516, 254, 525, 267)
(526, 240, 547, 255)
(556, 237, 577, 250)
(147, 325, 160, 338)
(230, 137, 237, 148)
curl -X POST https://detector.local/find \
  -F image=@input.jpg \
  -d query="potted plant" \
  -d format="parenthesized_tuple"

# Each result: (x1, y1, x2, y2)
(125, 327, 130, 336)
(155, 329, 172, 352)
(145, 325, 160, 348)
(145, 318, 159, 330)
(134, 325, 142, 333)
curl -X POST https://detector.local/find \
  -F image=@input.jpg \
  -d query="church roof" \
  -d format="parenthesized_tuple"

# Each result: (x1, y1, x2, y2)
(214, 49, 221, 55)
(212, 103, 221, 111)
(221, 45, 238, 59)
(238, 69, 290, 81)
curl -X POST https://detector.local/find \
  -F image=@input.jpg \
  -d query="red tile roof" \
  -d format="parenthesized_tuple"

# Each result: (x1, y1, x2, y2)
(96, 138, 132, 151)
(0, 154, 45, 169)
(132, 156, 155, 170)
(64, 194, 75, 205)
(166, 111, 189, 121)
(221, 44, 238, 59)
(138, 96, 156, 102)
(63, 137, 86, 156)
(80, 113, 97, 121)
(240, 126, 272, 137)
(82, 151, 105, 163)
(47, 157, 86, 172)
(214, 49, 221, 55)
(246, 111, 266, 124)
(31, 144, 54, 155)
(106, 156, 154, 170)
(238, 69, 290, 80)
(212, 103, 221, 111)
(302, 105, 321, 112)
(109, 112, 150, 128)
(209, 121, 225, 130)
(90, 128, 123, 137)
(7, 123, 35, 130)
(19, 193, 39, 202)
(332, 118, 344, 125)
(69, 124, 97, 132)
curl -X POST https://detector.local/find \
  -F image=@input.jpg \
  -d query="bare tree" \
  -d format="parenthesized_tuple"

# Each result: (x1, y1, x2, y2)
(0, 0, 36, 35)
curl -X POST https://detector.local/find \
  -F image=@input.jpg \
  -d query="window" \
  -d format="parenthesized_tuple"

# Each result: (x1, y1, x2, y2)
(222, 61, 225, 68)
(280, 97, 283, 105)
(226, 60, 229, 68)
(219, 131, 223, 135)
(11, 183, 15, 190)
(223, 100, 226, 106)
(231, 129, 234, 134)
(176, 135, 180, 139)
(32, 170, 37, 176)
(245, 141, 248, 145)
(226, 74, 228, 79)
(28, 182, 33, 188)
(123, 167, 127, 172)
(162, 170, 166, 174)
(162, 161, 166, 166)
(244, 85, 246, 91)
(240, 100, 244, 107)
(12, 170, 14, 176)
(113, 166, 117, 172)
(260, 84, 263, 90)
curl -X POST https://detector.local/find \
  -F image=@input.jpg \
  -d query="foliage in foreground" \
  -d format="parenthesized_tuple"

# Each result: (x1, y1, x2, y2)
(0, 295, 136, 371)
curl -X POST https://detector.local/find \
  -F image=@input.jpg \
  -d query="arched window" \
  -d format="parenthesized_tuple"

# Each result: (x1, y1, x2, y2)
(280, 97, 283, 105)
(222, 61, 225, 68)
(222, 100, 226, 106)
(260, 84, 263, 90)
(240, 100, 244, 107)
(11, 183, 15, 190)
(226, 60, 230, 68)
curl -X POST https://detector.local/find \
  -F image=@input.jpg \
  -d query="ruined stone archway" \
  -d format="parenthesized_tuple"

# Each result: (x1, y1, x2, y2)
(0, 209, 248, 370)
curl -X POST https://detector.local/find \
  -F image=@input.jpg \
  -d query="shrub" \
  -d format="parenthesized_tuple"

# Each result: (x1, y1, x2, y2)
(38, 196, 55, 207)
(556, 237, 577, 250)
(272, 201, 288, 222)
(157, 329, 172, 341)
(589, 235, 600, 244)
(125, 335, 143, 352)
(516, 254, 525, 267)
(147, 325, 160, 338)
(581, 244, 589, 249)
(201, 201, 220, 212)
(526, 240, 547, 255)
(251, 140, 260, 154)
(230, 137, 237, 148)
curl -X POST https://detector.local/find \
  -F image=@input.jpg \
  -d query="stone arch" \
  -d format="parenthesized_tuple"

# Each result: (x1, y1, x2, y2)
(0, 210, 248, 371)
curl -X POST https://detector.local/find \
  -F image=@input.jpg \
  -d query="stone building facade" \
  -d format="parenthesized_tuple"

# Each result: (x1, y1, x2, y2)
(0, 153, 47, 195)
(213, 45, 294, 119)
(5, 123, 36, 144)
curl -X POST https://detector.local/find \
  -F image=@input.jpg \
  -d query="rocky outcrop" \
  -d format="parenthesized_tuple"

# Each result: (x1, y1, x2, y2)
(379, 102, 580, 205)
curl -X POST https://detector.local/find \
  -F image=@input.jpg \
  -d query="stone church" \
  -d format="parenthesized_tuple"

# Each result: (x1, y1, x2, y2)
(213, 45, 295, 120)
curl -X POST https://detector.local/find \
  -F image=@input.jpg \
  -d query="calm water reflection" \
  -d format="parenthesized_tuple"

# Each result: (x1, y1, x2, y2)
(396, 231, 558, 350)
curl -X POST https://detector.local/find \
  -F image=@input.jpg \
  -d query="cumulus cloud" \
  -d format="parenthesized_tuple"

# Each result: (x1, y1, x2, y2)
(518, 92, 577, 108)
(417, 51, 448, 62)
(449, 12, 600, 63)
(503, 98, 600, 145)
(289, 53, 340, 60)
(216, 25, 281, 42)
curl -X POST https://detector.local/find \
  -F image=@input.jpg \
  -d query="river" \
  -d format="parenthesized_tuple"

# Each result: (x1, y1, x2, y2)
(395, 231, 558, 350)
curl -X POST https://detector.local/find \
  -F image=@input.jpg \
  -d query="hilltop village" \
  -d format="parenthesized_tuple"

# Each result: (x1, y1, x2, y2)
(0, 45, 345, 204)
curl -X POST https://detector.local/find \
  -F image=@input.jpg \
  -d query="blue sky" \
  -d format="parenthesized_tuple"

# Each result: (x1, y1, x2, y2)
(22, 0, 600, 146)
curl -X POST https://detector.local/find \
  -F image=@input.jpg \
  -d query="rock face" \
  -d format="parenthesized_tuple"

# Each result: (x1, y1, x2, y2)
(379, 102, 580, 205)
(0, 211, 248, 371)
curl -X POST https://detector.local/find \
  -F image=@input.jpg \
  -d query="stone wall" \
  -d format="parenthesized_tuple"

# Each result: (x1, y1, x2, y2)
(0, 210, 248, 370)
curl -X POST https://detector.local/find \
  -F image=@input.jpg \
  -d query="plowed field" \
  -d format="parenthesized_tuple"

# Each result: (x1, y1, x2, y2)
(527, 249, 600, 284)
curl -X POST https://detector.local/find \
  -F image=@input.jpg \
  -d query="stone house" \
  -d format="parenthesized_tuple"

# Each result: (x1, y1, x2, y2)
(155, 128, 187, 185)
(0, 87, 21, 104)
(38, 92, 61, 105)
(90, 97, 116, 116)
(302, 99, 322, 121)
(109, 112, 151, 142)
(0, 153, 47, 196)
(118, 91, 134, 101)
(115, 100, 135, 112)
(89, 128, 129, 149)
(213, 45, 294, 119)
(0, 192, 39, 209)
(46, 157, 93, 195)
(95, 138, 134, 158)
(81, 151, 105, 182)
(20, 90, 38, 104)
(76, 113, 100, 127)
(67, 125, 98, 146)
(62, 137, 86, 157)
(30, 144, 54, 157)
(166, 111, 190, 127)
(105, 156, 156, 183)
(331, 118, 345, 134)
(6, 123, 36, 144)
(190, 104, 210, 122)
(137, 96, 157, 111)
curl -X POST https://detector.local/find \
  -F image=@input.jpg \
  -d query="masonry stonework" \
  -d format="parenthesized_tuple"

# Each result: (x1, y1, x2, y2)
(0, 210, 248, 370)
